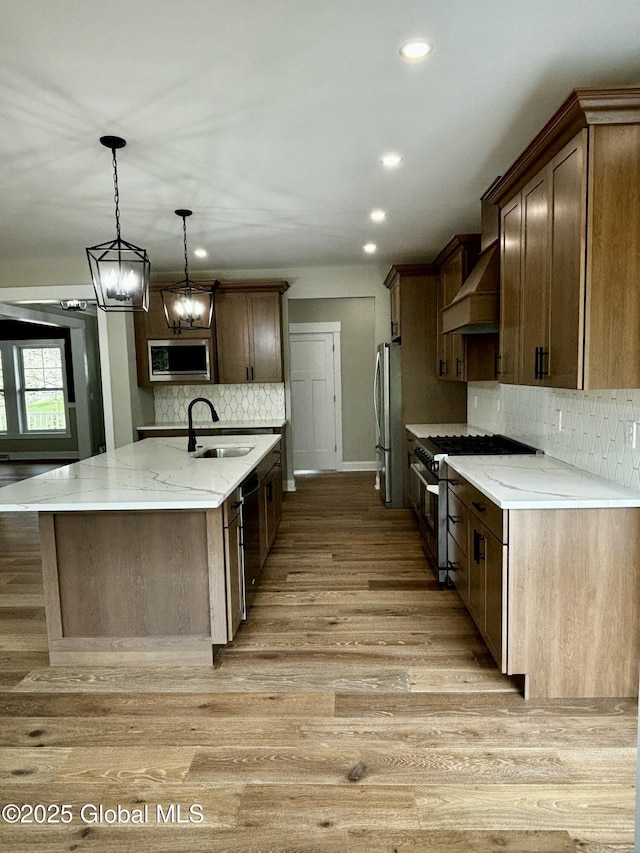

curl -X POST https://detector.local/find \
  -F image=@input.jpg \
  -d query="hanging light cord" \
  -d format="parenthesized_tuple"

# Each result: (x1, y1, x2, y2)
(182, 214, 190, 283)
(111, 146, 121, 241)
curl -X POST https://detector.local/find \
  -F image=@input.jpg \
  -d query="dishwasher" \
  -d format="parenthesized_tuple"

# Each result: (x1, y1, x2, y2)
(240, 470, 261, 615)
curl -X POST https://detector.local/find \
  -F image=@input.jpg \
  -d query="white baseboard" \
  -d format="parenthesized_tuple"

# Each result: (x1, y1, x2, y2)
(341, 461, 376, 471)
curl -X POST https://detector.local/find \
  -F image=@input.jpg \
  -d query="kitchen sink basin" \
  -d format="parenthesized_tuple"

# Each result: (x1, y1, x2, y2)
(194, 445, 254, 458)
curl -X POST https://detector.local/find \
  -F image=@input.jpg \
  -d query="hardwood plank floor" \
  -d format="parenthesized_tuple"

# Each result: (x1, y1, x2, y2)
(0, 470, 635, 852)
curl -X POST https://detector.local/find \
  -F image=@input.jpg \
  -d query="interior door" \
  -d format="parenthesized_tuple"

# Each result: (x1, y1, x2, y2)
(290, 332, 338, 471)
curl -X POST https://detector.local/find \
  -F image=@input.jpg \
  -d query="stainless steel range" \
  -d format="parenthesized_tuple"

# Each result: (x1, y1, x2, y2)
(408, 433, 539, 585)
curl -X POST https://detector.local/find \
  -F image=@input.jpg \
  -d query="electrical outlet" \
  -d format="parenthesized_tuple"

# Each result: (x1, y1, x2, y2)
(624, 421, 638, 449)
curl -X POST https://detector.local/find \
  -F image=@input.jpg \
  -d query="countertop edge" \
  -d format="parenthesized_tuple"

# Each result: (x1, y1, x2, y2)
(0, 435, 282, 513)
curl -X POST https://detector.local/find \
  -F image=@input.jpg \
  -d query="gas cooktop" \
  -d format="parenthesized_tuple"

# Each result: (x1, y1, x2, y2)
(421, 434, 539, 457)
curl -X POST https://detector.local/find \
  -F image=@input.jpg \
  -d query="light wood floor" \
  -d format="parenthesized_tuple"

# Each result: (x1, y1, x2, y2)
(0, 470, 635, 852)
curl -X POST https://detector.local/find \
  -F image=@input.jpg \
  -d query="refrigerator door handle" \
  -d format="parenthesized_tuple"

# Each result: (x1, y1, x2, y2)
(373, 349, 381, 444)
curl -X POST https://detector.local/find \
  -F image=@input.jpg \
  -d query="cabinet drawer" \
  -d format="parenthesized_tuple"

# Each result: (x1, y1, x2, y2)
(448, 531, 468, 606)
(447, 490, 468, 553)
(448, 474, 505, 543)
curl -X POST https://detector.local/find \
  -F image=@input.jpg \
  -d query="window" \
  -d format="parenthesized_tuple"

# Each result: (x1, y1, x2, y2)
(0, 353, 5, 433)
(16, 344, 68, 433)
(0, 340, 70, 437)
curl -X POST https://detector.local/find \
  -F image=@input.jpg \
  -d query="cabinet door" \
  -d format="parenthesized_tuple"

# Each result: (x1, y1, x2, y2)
(438, 255, 467, 382)
(247, 292, 283, 382)
(390, 280, 401, 340)
(224, 510, 244, 639)
(468, 522, 486, 628)
(547, 131, 587, 388)
(499, 195, 522, 384)
(519, 172, 550, 385)
(215, 292, 251, 383)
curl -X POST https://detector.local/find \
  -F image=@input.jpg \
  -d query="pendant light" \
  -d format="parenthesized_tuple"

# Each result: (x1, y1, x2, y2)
(160, 209, 218, 333)
(60, 299, 88, 311)
(86, 136, 150, 312)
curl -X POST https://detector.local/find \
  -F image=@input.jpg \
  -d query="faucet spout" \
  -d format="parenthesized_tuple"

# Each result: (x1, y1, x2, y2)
(187, 397, 220, 452)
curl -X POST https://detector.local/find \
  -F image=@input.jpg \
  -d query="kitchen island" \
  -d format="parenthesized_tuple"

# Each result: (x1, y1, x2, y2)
(0, 435, 282, 666)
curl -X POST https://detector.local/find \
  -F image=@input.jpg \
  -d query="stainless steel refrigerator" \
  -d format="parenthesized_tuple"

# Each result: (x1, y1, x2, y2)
(374, 342, 403, 508)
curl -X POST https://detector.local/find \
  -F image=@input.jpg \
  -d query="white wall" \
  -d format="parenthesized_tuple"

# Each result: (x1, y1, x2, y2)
(468, 380, 640, 491)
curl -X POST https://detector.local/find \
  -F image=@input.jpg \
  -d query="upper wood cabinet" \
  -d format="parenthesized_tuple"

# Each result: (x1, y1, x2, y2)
(433, 235, 498, 382)
(389, 276, 402, 341)
(214, 281, 288, 384)
(489, 87, 640, 389)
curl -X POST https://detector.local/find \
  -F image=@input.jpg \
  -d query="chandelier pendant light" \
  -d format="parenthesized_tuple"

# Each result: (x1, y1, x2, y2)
(161, 209, 218, 333)
(86, 136, 150, 312)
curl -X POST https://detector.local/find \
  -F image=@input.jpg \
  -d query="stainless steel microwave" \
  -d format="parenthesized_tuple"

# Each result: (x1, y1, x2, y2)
(148, 339, 211, 382)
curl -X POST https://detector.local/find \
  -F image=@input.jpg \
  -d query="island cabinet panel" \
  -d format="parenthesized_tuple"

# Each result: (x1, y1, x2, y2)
(38, 507, 232, 666)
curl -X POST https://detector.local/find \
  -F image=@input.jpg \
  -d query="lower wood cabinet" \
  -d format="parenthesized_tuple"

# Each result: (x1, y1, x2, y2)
(258, 447, 283, 567)
(447, 471, 640, 699)
(448, 478, 506, 670)
(223, 488, 244, 641)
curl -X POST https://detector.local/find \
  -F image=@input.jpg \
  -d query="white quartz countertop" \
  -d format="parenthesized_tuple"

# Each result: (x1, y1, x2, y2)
(137, 420, 286, 431)
(405, 423, 491, 440)
(0, 435, 281, 512)
(446, 454, 640, 509)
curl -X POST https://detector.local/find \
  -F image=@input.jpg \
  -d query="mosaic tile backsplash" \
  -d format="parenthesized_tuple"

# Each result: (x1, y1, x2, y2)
(468, 381, 640, 491)
(154, 383, 286, 423)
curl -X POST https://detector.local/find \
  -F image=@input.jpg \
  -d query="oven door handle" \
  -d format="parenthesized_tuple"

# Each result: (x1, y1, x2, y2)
(410, 463, 439, 492)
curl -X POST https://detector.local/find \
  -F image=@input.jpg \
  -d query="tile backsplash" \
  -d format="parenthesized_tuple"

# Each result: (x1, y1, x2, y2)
(154, 383, 285, 423)
(468, 381, 640, 491)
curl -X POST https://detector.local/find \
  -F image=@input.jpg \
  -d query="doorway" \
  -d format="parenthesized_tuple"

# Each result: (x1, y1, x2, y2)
(289, 323, 342, 472)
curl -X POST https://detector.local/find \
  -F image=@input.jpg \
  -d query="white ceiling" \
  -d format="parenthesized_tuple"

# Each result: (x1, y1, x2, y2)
(2, 0, 640, 286)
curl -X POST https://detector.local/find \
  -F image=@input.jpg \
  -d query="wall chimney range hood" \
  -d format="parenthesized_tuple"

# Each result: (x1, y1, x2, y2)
(442, 183, 501, 335)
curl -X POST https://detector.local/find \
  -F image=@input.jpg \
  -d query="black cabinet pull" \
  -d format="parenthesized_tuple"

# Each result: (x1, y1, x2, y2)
(455, 357, 462, 378)
(251, 366, 255, 381)
(494, 353, 501, 378)
(471, 500, 486, 513)
(438, 359, 445, 377)
(534, 346, 549, 380)
(472, 529, 485, 563)
(246, 366, 250, 381)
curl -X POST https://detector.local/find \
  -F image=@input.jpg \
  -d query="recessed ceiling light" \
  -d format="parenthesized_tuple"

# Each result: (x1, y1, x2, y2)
(399, 40, 432, 60)
(381, 153, 402, 168)
(370, 209, 386, 223)
(194, 248, 207, 258)
(363, 243, 377, 254)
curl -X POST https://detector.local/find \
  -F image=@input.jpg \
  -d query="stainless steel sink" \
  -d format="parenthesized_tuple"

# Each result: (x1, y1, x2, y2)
(194, 445, 254, 458)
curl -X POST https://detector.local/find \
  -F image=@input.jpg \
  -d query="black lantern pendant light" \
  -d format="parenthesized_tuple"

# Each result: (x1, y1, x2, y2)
(161, 209, 218, 332)
(86, 136, 150, 312)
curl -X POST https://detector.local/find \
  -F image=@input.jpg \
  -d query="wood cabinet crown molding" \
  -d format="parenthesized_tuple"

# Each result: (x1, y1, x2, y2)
(486, 86, 640, 205)
(218, 280, 289, 293)
(432, 234, 481, 270)
(383, 263, 437, 288)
